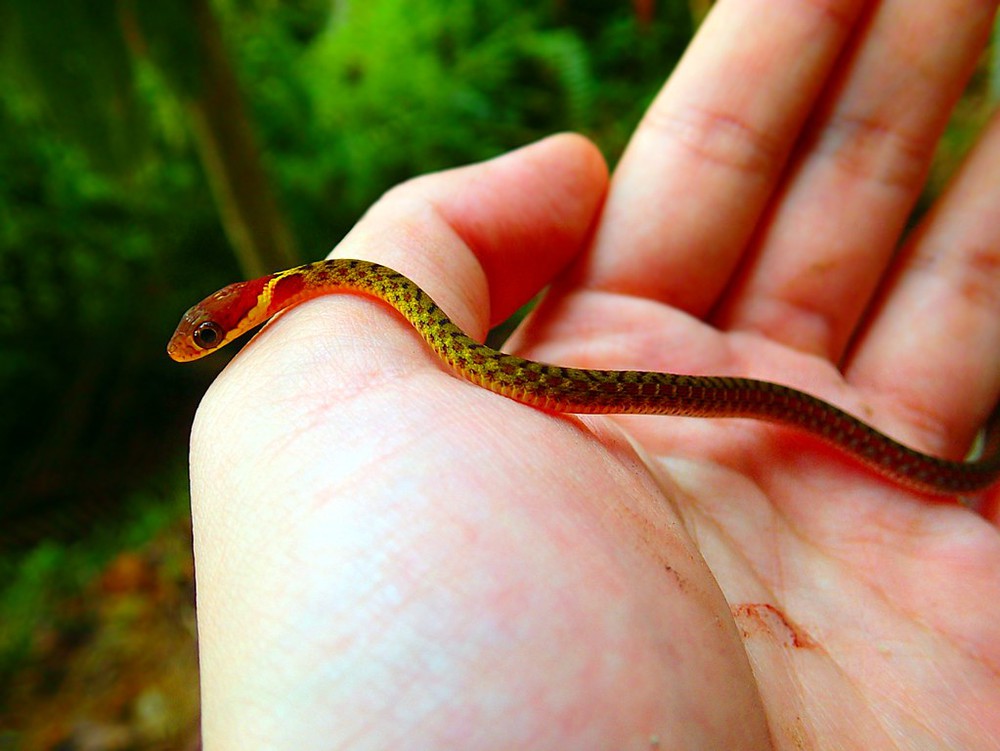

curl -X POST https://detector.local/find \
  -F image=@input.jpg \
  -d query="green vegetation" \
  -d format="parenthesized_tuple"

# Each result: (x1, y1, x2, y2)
(0, 0, 694, 547)
(0, 471, 198, 745)
(0, 468, 190, 684)
(0, 1, 697, 739)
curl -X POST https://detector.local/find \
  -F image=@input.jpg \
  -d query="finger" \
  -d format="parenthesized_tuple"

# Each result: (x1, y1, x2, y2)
(718, 0, 998, 359)
(846, 109, 1000, 459)
(192, 133, 609, 614)
(581, 0, 866, 314)
(327, 133, 607, 340)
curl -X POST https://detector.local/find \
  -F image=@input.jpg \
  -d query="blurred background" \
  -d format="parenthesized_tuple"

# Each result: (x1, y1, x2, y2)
(0, 1, 995, 748)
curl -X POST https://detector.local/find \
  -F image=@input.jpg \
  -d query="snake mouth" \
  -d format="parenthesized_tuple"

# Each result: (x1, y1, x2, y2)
(166, 320, 203, 362)
(166, 339, 199, 363)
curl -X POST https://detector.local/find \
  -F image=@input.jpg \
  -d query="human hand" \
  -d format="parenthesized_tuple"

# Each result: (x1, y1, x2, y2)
(192, 1, 1000, 748)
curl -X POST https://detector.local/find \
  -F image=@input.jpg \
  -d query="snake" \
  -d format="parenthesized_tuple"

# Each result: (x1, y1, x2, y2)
(168, 258, 1000, 496)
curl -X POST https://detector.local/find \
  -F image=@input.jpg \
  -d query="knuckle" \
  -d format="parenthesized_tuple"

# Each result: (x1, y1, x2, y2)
(641, 103, 786, 180)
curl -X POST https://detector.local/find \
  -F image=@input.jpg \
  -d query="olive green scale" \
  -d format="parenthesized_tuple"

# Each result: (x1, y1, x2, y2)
(169, 258, 1000, 495)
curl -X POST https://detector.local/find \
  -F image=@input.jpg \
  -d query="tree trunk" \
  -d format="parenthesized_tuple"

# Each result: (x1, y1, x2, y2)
(183, 0, 299, 277)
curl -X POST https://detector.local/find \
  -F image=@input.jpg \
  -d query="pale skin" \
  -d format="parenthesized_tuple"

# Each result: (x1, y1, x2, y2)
(192, 0, 1000, 748)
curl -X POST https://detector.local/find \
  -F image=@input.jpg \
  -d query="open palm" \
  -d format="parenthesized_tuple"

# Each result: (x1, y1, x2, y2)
(192, 1, 1000, 748)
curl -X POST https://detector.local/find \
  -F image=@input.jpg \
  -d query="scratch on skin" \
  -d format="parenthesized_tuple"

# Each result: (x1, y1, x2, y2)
(732, 603, 817, 649)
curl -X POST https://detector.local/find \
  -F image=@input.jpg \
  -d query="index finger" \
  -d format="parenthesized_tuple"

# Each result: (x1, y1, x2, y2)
(583, 0, 866, 314)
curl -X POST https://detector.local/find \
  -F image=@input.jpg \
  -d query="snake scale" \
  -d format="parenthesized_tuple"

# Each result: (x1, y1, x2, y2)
(168, 258, 1000, 496)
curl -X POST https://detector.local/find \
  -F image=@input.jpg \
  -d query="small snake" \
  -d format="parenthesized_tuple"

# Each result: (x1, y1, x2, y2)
(168, 258, 1000, 495)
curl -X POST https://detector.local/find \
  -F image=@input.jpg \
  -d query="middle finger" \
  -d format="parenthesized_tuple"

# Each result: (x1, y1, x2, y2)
(579, 0, 869, 314)
(718, 0, 998, 359)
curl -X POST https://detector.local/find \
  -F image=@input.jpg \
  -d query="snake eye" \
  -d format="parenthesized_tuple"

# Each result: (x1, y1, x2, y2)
(193, 321, 224, 350)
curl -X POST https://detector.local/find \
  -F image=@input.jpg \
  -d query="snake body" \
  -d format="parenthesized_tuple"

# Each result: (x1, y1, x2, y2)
(168, 258, 1000, 495)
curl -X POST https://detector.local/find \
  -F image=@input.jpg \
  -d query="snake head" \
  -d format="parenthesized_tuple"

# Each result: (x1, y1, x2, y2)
(167, 278, 270, 362)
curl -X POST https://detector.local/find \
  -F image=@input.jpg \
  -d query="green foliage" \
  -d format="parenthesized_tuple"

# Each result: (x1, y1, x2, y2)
(992, 11, 1000, 103)
(0, 474, 189, 693)
(0, 87, 228, 532)
(130, 0, 206, 98)
(0, 0, 149, 173)
(290, 1, 594, 222)
(223, 0, 693, 245)
(0, 0, 696, 543)
(0, 542, 77, 680)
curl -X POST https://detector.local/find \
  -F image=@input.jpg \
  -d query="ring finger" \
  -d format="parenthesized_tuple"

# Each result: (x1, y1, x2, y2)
(716, 0, 998, 360)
